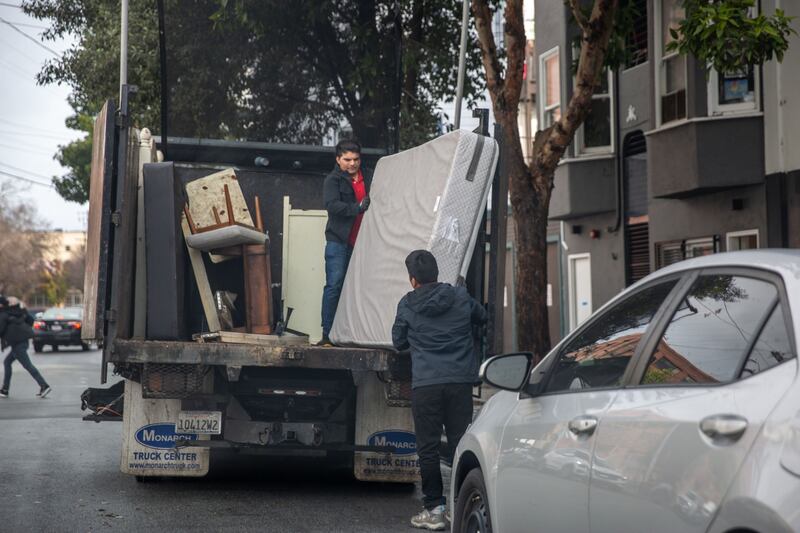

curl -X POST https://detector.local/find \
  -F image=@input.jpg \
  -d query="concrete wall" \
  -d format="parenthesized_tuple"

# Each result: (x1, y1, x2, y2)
(559, 212, 626, 332)
(649, 184, 768, 258)
(763, 0, 800, 176)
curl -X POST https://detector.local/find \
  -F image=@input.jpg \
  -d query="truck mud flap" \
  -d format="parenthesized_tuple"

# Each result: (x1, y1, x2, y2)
(354, 372, 419, 483)
(120, 379, 211, 477)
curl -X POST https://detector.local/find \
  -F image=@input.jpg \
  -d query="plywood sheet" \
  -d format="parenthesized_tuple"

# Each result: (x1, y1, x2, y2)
(82, 100, 115, 342)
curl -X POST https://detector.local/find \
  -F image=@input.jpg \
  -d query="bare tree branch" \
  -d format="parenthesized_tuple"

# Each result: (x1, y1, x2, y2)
(567, 0, 590, 35)
(502, 0, 526, 115)
(534, 0, 618, 177)
(471, 0, 506, 112)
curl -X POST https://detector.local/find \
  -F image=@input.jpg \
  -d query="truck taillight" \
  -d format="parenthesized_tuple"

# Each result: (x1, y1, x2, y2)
(67, 321, 81, 330)
(33, 321, 44, 330)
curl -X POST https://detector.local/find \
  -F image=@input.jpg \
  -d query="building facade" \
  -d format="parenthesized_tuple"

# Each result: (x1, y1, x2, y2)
(534, 0, 800, 334)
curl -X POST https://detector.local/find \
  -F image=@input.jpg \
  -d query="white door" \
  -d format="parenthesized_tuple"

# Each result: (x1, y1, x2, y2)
(589, 272, 797, 533)
(569, 254, 592, 330)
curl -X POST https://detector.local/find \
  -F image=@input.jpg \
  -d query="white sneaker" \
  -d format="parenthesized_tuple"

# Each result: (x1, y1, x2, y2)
(410, 505, 447, 531)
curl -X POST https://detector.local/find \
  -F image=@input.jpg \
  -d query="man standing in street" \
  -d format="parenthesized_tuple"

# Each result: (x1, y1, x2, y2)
(392, 250, 486, 531)
(318, 139, 372, 346)
(0, 296, 51, 398)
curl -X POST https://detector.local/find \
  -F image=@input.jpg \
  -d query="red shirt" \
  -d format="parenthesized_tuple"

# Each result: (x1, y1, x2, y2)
(347, 170, 366, 247)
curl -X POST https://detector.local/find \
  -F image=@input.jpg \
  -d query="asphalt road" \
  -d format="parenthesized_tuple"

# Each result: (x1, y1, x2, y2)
(0, 346, 430, 533)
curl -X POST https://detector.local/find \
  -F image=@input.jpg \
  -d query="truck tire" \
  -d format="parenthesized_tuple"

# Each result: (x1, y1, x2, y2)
(81, 342, 90, 351)
(51, 344, 59, 352)
(33, 342, 43, 353)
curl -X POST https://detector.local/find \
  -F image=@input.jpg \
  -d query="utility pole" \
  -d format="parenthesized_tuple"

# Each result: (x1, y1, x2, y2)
(454, 0, 470, 129)
(119, 0, 128, 103)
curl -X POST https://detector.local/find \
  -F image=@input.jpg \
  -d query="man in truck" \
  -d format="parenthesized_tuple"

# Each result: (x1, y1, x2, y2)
(392, 250, 487, 531)
(319, 139, 372, 346)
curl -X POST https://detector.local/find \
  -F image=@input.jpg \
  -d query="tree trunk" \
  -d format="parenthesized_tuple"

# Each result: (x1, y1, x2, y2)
(472, 0, 618, 360)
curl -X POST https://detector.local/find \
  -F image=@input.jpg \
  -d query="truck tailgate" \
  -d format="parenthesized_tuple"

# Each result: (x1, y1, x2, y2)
(111, 339, 403, 372)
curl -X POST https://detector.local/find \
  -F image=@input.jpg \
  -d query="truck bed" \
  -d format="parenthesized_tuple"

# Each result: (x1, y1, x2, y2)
(111, 339, 407, 372)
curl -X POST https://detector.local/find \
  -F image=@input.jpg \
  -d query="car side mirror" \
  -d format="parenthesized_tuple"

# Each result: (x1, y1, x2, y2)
(480, 352, 534, 392)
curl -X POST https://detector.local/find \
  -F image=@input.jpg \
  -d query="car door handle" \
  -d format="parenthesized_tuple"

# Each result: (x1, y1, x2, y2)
(568, 415, 598, 436)
(700, 414, 748, 442)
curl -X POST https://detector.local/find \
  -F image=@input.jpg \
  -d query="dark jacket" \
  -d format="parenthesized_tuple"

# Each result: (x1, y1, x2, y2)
(323, 165, 372, 244)
(392, 282, 487, 389)
(0, 305, 34, 345)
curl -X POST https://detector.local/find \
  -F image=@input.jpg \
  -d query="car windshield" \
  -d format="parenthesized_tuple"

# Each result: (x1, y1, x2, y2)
(42, 308, 82, 320)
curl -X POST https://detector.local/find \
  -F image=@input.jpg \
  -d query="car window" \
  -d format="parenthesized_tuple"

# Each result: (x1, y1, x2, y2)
(42, 307, 82, 320)
(543, 279, 678, 393)
(640, 275, 778, 385)
(741, 303, 795, 377)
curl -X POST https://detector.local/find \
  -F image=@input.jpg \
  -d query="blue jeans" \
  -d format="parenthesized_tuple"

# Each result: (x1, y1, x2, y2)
(321, 241, 352, 337)
(3, 341, 48, 391)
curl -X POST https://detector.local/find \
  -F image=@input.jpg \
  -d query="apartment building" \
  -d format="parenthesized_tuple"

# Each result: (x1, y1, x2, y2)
(534, 0, 800, 333)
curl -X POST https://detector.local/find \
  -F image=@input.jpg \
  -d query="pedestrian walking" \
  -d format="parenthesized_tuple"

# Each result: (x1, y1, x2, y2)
(392, 250, 486, 531)
(318, 139, 372, 346)
(0, 296, 51, 398)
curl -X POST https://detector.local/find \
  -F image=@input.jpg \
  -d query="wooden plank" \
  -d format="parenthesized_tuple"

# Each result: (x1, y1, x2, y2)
(181, 214, 222, 332)
(111, 339, 397, 371)
(216, 331, 308, 346)
(82, 101, 115, 342)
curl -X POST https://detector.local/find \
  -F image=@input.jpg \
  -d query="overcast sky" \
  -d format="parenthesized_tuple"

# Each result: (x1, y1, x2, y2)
(0, 3, 85, 231)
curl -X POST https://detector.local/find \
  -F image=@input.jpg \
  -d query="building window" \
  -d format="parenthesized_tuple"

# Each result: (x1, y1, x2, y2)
(656, 0, 687, 125)
(709, 66, 759, 115)
(727, 229, 759, 251)
(685, 237, 715, 258)
(539, 47, 561, 128)
(625, 0, 648, 69)
(576, 69, 613, 154)
(65, 245, 71, 252)
(655, 235, 719, 268)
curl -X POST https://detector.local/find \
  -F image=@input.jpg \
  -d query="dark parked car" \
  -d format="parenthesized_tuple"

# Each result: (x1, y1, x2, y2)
(33, 307, 88, 352)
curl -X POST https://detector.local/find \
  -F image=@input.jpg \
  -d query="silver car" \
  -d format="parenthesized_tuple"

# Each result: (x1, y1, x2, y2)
(450, 250, 800, 533)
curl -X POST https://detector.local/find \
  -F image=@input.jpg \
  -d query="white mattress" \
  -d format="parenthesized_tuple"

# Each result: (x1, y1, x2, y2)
(330, 130, 499, 348)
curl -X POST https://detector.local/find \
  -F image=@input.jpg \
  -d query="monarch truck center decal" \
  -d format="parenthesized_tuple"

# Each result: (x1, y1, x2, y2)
(121, 381, 210, 476)
(354, 374, 420, 483)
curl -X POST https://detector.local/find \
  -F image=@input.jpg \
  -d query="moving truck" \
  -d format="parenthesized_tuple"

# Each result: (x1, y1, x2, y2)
(81, 88, 507, 482)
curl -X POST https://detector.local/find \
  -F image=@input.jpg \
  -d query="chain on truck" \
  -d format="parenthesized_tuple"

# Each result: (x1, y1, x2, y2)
(78, 85, 509, 483)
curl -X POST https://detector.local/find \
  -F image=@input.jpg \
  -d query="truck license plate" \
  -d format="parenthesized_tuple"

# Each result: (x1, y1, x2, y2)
(51, 325, 62, 331)
(177, 411, 222, 435)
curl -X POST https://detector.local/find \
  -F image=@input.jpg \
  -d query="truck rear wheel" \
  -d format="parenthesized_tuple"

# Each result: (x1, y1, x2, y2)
(33, 342, 43, 353)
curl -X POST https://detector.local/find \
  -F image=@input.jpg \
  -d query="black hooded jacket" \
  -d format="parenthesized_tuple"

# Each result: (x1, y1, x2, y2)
(392, 282, 487, 389)
(323, 165, 373, 245)
(0, 305, 34, 345)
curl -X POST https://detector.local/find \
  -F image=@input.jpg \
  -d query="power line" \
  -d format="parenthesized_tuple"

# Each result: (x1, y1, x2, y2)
(0, 117, 75, 137)
(0, 142, 52, 156)
(0, 129, 76, 141)
(4, 20, 47, 30)
(0, 16, 60, 58)
(0, 161, 54, 181)
(0, 169, 54, 188)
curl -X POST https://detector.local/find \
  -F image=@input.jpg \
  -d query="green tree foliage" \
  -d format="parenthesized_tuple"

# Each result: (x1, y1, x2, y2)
(24, 0, 486, 204)
(667, 0, 796, 74)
